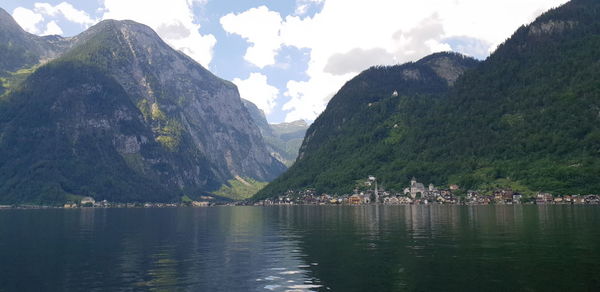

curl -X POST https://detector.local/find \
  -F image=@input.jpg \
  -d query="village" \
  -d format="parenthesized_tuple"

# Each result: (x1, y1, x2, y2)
(2, 176, 598, 209)
(0, 196, 212, 209)
(253, 176, 600, 206)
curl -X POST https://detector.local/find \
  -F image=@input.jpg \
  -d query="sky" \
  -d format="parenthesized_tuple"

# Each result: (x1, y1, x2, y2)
(3, 0, 569, 123)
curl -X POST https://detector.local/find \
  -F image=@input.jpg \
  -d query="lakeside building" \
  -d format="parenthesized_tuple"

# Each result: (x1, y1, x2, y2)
(253, 175, 600, 206)
(404, 177, 427, 199)
(80, 197, 96, 207)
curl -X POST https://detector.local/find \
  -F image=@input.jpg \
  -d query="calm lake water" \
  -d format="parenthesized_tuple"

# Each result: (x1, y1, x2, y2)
(1, 205, 600, 291)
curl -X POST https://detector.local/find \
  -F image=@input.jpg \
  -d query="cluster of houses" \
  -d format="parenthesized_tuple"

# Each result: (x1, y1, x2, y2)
(534, 192, 600, 204)
(254, 177, 600, 206)
(6, 176, 596, 209)
(463, 190, 600, 205)
(60, 196, 211, 208)
(253, 177, 460, 206)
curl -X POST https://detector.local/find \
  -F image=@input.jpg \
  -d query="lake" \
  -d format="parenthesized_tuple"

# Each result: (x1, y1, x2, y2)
(1, 205, 599, 291)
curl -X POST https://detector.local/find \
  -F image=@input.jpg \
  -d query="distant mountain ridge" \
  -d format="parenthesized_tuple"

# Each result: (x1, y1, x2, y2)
(0, 10, 285, 204)
(0, 9, 70, 95)
(256, 0, 600, 199)
(242, 99, 308, 167)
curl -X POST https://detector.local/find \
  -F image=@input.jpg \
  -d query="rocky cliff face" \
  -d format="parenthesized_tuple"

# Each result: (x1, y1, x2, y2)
(64, 20, 286, 181)
(0, 13, 285, 204)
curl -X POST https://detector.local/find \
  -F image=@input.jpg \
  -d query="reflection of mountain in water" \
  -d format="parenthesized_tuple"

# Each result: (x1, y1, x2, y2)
(0, 208, 323, 291)
(1, 206, 600, 291)
(283, 205, 600, 291)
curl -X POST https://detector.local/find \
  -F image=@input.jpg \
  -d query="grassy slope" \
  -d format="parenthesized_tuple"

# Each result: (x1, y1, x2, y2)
(215, 177, 268, 200)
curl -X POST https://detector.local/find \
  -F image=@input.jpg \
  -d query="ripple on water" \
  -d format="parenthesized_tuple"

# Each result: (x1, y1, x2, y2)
(288, 284, 323, 289)
(279, 270, 302, 275)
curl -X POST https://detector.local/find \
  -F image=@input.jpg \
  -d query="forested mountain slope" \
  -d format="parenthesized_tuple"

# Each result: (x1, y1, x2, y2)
(256, 0, 600, 199)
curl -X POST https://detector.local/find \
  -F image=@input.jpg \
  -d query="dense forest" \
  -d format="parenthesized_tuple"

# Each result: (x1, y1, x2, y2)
(255, 0, 600, 199)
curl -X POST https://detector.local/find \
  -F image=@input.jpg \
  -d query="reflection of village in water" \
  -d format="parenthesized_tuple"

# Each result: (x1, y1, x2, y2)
(3, 196, 597, 291)
(255, 176, 600, 206)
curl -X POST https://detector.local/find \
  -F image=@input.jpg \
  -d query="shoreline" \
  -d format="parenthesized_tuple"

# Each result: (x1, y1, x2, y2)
(2, 202, 600, 210)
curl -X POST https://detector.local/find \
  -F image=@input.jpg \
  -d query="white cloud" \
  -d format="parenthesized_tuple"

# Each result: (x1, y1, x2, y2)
(42, 21, 64, 36)
(295, 0, 324, 16)
(233, 73, 279, 115)
(12, 0, 573, 123)
(102, 0, 216, 68)
(12, 7, 44, 34)
(223, 0, 569, 122)
(220, 6, 283, 69)
(444, 36, 492, 60)
(283, 76, 341, 122)
(34, 2, 95, 26)
(187, 0, 208, 5)
(13, 2, 94, 36)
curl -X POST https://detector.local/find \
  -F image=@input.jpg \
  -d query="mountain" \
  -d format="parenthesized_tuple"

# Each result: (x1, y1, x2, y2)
(255, 52, 479, 198)
(0, 8, 69, 95)
(0, 15, 285, 204)
(242, 99, 309, 166)
(269, 120, 309, 166)
(255, 0, 600, 199)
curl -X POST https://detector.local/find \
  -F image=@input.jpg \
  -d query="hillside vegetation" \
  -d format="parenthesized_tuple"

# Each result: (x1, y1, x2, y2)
(256, 0, 600, 199)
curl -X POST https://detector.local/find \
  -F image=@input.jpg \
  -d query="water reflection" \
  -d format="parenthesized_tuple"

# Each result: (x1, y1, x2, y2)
(281, 205, 600, 291)
(0, 208, 323, 291)
(1, 206, 600, 291)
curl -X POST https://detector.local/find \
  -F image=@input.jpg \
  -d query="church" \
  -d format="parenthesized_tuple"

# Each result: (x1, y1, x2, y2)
(403, 177, 435, 199)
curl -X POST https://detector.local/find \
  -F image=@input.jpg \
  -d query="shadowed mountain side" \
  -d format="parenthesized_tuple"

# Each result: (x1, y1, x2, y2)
(0, 15, 286, 204)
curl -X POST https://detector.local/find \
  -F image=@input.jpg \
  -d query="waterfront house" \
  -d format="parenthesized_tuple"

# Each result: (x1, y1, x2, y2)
(349, 195, 362, 205)
(362, 194, 371, 204)
(192, 201, 209, 207)
(428, 184, 436, 192)
(494, 192, 504, 204)
(536, 193, 554, 204)
(513, 193, 523, 204)
(384, 197, 400, 205)
(398, 197, 413, 204)
(492, 190, 515, 204)
(572, 195, 585, 204)
(585, 195, 600, 204)
(80, 197, 95, 206)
